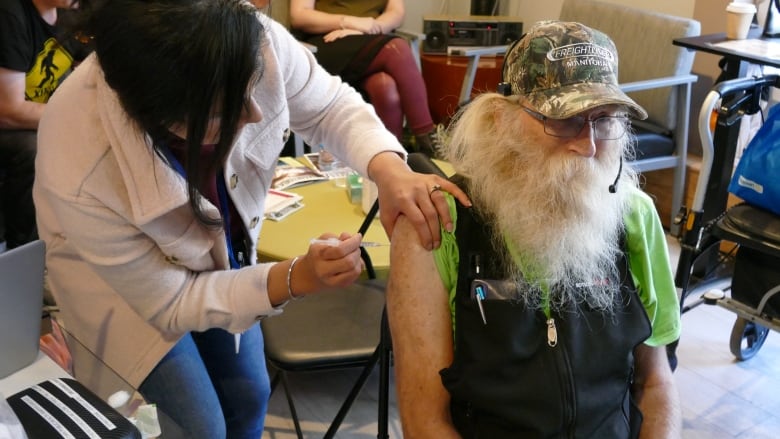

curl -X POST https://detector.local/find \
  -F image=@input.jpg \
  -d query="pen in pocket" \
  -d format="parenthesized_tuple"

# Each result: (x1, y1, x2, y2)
(474, 284, 487, 325)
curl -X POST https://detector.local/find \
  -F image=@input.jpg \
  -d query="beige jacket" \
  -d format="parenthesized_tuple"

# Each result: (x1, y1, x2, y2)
(33, 17, 404, 388)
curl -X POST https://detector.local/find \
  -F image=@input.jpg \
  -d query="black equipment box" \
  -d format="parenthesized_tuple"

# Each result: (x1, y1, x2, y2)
(422, 15, 522, 54)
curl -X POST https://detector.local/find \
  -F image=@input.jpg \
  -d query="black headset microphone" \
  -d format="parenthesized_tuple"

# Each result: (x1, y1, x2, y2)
(498, 36, 622, 194)
(608, 155, 623, 194)
(497, 38, 522, 97)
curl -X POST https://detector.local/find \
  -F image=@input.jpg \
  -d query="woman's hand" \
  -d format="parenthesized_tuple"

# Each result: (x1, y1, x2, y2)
(323, 28, 363, 43)
(367, 152, 471, 250)
(343, 16, 382, 34)
(293, 233, 365, 295)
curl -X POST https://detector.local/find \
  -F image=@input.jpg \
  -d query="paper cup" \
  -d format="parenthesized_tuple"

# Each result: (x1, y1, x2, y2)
(726, 2, 757, 39)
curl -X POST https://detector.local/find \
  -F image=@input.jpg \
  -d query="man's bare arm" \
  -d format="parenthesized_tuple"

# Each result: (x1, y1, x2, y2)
(633, 343, 681, 439)
(0, 67, 44, 129)
(386, 215, 461, 438)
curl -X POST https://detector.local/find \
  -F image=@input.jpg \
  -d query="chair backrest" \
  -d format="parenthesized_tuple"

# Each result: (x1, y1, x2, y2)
(559, 0, 700, 131)
(407, 151, 447, 178)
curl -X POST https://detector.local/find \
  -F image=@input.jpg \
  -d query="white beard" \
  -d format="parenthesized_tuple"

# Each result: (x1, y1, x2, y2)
(444, 98, 637, 312)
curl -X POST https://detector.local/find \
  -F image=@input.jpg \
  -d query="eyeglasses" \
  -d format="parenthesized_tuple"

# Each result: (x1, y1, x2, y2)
(522, 107, 630, 140)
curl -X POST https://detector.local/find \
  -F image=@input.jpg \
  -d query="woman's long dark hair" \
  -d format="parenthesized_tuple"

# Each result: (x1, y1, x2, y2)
(73, 0, 264, 225)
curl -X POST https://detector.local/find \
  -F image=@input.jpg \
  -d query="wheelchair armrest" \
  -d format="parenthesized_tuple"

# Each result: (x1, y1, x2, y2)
(451, 45, 509, 105)
(631, 119, 672, 136)
(394, 28, 426, 42)
(619, 74, 697, 93)
(448, 45, 507, 57)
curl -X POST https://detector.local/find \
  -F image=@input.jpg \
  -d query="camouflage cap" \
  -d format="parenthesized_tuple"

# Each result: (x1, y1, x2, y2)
(503, 20, 647, 120)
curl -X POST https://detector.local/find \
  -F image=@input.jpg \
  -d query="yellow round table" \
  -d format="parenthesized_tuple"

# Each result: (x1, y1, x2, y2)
(256, 180, 390, 271)
(256, 159, 454, 277)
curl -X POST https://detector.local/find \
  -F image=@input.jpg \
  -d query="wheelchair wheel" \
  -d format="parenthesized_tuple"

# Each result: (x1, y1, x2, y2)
(729, 317, 770, 361)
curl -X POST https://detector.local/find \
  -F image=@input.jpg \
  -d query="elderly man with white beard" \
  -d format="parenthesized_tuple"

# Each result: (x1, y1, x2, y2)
(386, 21, 682, 439)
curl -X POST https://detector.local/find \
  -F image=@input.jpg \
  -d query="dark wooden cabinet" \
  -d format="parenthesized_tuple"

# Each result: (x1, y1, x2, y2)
(421, 53, 503, 126)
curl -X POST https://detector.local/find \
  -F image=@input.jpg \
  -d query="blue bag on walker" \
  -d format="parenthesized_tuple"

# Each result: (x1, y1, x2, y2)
(728, 103, 780, 215)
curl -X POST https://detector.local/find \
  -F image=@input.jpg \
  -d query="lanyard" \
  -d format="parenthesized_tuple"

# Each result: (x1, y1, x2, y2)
(215, 171, 241, 270)
(159, 142, 245, 353)
(159, 143, 240, 269)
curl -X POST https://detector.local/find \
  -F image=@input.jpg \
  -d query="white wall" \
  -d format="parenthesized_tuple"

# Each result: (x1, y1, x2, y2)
(403, 0, 696, 33)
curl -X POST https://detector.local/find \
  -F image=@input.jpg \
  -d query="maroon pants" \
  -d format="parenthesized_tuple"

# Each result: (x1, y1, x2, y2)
(360, 38, 434, 139)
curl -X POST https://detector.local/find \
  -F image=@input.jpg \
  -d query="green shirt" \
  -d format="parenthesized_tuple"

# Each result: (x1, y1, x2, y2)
(433, 187, 681, 347)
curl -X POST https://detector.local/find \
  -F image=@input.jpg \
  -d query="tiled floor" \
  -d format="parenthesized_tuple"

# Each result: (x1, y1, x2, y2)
(262, 234, 780, 439)
(675, 304, 780, 438)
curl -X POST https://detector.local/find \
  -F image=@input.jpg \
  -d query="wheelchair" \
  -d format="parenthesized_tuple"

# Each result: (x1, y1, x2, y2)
(673, 75, 780, 361)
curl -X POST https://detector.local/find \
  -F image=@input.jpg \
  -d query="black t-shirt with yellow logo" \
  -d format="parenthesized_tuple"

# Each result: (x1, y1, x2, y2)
(0, 0, 81, 103)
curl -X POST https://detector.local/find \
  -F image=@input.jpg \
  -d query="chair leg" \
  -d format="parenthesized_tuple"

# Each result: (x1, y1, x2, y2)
(377, 311, 392, 439)
(281, 373, 304, 439)
(323, 347, 382, 439)
(271, 370, 304, 439)
(270, 369, 281, 392)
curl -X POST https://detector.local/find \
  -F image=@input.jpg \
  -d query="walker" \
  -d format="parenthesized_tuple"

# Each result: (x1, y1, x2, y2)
(673, 74, 780, 360)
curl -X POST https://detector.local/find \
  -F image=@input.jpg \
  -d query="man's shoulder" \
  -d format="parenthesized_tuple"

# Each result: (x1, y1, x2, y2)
(0, 0, 35, 71)
(623, 186, 665, 244)
(626, 185, 656, 212)
(0, 0, 23, 11)
(0, 0, 29, 22)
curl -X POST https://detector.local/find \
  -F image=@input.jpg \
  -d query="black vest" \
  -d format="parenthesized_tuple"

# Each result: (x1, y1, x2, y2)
(441, 179, 652, 439)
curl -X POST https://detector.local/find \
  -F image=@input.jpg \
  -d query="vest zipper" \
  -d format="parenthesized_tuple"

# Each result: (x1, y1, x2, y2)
(545, 302, 576, 436)
(546, 318, 558, 347)
(542, 290, 557, 347)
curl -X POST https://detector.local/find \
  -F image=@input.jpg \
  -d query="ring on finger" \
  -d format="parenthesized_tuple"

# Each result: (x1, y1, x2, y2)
(429, 184, 442, 196)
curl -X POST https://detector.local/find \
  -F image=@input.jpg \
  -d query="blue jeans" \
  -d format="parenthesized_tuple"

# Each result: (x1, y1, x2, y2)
(139, 324, 270, 439)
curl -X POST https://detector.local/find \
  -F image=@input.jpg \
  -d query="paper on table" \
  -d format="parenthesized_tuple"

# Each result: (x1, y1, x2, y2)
(271, 158, 327, 190)
(299, 152, 354, 180)
(264, 189, 304, 221)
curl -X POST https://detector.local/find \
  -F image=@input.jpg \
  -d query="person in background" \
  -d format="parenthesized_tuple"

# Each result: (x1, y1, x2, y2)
(289, 0, 440, 156)
(387, 21, 681, 439)
(0, 0, 85, 250)
(33, 0, 468, 438)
